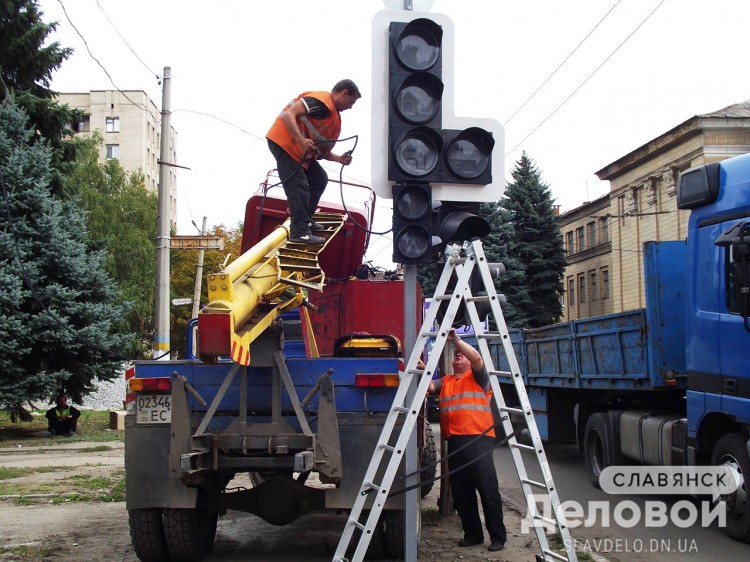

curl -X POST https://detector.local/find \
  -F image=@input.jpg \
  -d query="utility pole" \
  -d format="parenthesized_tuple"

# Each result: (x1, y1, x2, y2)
(191, 216, 208, 319)
(153, 66, 172, 360)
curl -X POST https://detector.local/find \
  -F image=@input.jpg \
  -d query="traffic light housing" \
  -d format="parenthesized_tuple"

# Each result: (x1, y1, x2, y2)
(436, 201, 491, 248)
(392, 183, 436, 264)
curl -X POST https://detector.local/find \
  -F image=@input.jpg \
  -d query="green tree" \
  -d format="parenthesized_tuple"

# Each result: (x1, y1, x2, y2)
(501, 152, 565, 327)
(0, 103, 132, 411)
(170, 223, 243, 358)
(0, 0, 80, 197)
(66, 133, 158, 354)
(481, 201, 532, 328)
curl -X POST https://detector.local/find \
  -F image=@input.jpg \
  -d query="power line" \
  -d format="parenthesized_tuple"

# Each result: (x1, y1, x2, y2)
(505, 0, 668, 156)
(504, 0, 622, 126)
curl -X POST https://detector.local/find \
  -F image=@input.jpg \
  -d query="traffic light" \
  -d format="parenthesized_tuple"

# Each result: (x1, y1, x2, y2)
(435, 201, 490, 248)
(392, 183, 437, 264)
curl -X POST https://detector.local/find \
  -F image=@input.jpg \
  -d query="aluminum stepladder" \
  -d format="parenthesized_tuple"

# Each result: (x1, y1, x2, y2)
(332, 239, 576, 562)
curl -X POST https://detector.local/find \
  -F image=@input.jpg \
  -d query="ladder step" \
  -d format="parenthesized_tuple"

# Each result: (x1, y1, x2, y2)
(476, 332, 501, 339)
(380, 443, 395, 453)
(510, 442, 535, 452)
(393, 406, 410, 414)
(351, 520, 366, 532)
(521, 478, 547, 489)
(498, 406, 524, 415)
(542, 549, 570, 562)
(489, 369, 512, 377)
(420, 331, 439, 338)
(432, 295, 452, 301)
(466, 295, 490, 302)
(363, 481, 381, 494)
(533, 514, 558, 527)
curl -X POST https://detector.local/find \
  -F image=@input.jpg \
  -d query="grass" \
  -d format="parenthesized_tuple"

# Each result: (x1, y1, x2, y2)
(0, 469, 126, 503)
(0, 545, 54, 559)
(0, 409, 124, 448)
(0, 466, 67, 480)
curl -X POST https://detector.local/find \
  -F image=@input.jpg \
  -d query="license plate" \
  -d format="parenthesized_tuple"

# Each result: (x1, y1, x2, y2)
(136, 394, 171, 424)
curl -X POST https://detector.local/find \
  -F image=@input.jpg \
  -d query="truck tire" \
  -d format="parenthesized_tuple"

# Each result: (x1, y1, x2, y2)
(163, 507, 218, 561)
(383, 510, 406, 559)
(420, 422, 438, 498)
(584, 412, 613, 489)
(128, 508, 171, 562)
(711, 432, 750, 542)
(347, 513, 387, 560)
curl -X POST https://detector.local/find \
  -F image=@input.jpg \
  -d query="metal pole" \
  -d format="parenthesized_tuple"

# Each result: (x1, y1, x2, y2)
(153, 66, 172, 360)
(191, 216, 207, 319)
(403, 264, 418, 561)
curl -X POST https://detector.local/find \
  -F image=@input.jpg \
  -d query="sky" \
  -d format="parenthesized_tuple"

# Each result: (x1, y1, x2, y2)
(37, 0, 750, 268)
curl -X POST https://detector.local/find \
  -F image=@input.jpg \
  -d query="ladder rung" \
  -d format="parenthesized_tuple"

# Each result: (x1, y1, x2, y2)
(498, 406, 524, 415)
(380, 443, 395, 453)
(466, 295, 490, 302)
(351, 520, 366, 532)
(533, 514, 558, 527)
(511, 442, 534, 452)
(393, 406, 410, 414)
(420, 331, 439, 338)
(432, 295, 452, 301)
(521, 478, 547, 489)
(541, 549, 569, 562)
(363, 481, 381, 494)
(489, 369, 512, 377)
(476, 332, 501, 339)
(407, 368, 426, 376)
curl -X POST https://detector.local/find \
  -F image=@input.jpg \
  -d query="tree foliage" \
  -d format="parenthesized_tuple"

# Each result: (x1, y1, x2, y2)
(501, 152, 565, 327)
(0, 103, 133, 407)
(0, 0, 80, 197)
(66, 133, 158, 354)
(169, 223, 244, 358)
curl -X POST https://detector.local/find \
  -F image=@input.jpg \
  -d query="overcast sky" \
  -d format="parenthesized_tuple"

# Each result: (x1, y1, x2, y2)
(38, 0, 750, 267)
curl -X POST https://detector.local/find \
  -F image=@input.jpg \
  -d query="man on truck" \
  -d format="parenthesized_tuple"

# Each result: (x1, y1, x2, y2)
(428, 329, 507, 552)
(266, 79, 361, 244)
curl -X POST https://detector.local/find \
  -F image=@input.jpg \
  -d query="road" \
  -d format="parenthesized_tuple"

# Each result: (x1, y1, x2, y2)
(493, 441, 749, 561)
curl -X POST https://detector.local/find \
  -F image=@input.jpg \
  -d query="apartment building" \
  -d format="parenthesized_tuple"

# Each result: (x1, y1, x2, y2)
(560, 100, 750, 320)
(58, 90, 177, 224)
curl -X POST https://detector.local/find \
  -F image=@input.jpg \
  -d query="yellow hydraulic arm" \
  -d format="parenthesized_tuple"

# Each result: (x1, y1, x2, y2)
(196, 213, 344, 365)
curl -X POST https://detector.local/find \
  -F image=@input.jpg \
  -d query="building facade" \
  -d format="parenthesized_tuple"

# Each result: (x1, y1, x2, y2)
(58, 90, 177, 224)
(559, 100, 750, 320)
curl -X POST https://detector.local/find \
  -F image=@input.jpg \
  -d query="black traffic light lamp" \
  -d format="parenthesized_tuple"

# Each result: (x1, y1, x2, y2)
(436, 201, 491, 247)
(443, 127, 495, 184)
(392, 183, 436, 264)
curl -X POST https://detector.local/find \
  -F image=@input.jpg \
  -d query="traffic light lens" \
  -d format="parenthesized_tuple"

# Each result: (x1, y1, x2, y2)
(396, 225, 431, 259)
(445, 128, 495, 180)
(394, 128, 442, 178)
(394, 73, 443, 124)
(394, 19, 442, 71)
(396, 188, 430, 220)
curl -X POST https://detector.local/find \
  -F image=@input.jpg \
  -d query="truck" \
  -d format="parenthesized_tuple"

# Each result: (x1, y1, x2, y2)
(124, 180, 436, 562)
(480, 153, 750, 542)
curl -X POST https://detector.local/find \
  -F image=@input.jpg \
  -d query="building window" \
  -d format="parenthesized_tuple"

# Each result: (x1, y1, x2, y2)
(568, 277, 575, 308)
(106, 117, 120, 133)
(74, 115, 90, 133)
(602, 269, 610, 299)
(600, 216, 609, 243)
(590, 271, 598, 301)
(587, 222, 597, 248)
(576, 227, 585, 253)
(618, 195, 626, 225)
(106, 144, 120, 159)
(578, 274, 586, 304)
(566, 231, 574, 255)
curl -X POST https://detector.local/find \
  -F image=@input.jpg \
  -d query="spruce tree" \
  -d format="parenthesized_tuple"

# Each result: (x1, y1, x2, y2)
(0, 0, 79, 197)
(501, 152, 565, 327)
(0, 103, 133, 410)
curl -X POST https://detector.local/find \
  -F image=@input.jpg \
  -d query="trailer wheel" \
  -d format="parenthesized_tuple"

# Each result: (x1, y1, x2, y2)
(711, 433, 750, 542)
(420, 422, 438, 498)
(163, 507, 218, 561)
(584, 412, 613, 489)
(383, 510, 406, 559)
(128, 508, 171, 562)
(347, 512, 387, 560)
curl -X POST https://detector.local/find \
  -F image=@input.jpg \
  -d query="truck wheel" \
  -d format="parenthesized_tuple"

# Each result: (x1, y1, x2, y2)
(584, 412, 613, 489)
(420, 422, 438, 498)
(128, 508, 171, 562)
(163, 507, 218, 561)
(711, 433, 750, 542)
(347, 512, 387, 560)
(383, 510, 406, 559)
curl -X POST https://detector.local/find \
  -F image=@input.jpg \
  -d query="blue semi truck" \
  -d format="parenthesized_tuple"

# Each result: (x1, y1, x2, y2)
(482, 153, 750, 542)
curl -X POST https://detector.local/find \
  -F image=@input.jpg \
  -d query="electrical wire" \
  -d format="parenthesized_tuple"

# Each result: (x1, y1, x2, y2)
(505, 0, 668, 157)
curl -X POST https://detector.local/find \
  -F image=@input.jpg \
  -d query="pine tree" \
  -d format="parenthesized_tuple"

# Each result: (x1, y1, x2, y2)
(0, 0, 79, 197)
(0, 103, 133, 409)
(501, 152, 565, 327)
(480, 201, 532, 328)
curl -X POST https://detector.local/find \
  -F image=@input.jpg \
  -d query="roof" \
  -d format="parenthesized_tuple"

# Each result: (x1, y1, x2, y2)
(698, 99, 750, 118)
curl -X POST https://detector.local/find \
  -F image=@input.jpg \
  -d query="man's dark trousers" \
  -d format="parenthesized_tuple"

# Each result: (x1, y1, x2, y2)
(447, 435, 507, 544)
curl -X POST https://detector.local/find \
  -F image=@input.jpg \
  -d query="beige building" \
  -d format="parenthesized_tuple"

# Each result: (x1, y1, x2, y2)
(58, 90, 177, 224)
(559, 100, 750, 320)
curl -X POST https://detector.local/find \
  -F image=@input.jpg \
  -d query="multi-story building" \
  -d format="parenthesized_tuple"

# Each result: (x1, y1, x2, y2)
(58, 90, 177, 224)
(559, 100, 750, 320)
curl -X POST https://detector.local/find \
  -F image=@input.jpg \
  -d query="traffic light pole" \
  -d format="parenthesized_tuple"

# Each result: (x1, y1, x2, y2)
(403, 264, 419, 561)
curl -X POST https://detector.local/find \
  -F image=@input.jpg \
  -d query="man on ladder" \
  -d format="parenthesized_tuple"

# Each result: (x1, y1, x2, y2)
(428, 328, 507, 552)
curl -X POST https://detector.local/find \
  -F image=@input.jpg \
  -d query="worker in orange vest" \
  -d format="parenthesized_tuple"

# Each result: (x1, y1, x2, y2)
(429, 329, 507, 552)
(266, 79, 361, 244)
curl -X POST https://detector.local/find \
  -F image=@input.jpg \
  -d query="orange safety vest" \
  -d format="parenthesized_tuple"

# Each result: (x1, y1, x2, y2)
(439, 369, 495, 439)
(266, 91, 341, 166)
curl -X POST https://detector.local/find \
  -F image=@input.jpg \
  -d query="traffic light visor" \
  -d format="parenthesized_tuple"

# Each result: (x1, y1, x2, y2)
(393, 127, 442, 178)
(393, 72, 444, 125)
(393, 18, 443, 71)
(445, 127, 495, 180)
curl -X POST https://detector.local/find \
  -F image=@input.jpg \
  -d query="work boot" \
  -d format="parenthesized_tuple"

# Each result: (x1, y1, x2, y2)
(457, 537, 483, 547)
(289, 233, 325, 245)
(309, 221, 326, 232)
(488, 541, 505, 552)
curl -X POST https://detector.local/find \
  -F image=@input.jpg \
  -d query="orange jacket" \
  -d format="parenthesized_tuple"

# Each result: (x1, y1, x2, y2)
(266, 91, 341, 166)
(439, 369, 495, 439)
